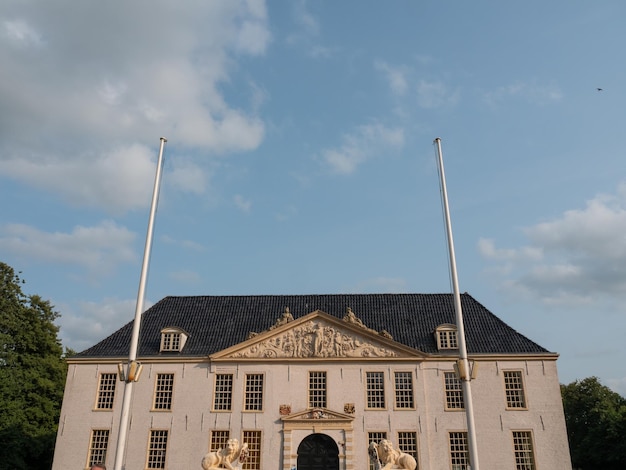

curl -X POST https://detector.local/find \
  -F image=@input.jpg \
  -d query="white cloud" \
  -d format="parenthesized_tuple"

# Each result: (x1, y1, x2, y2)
(484, 80, 563, 107)
(480, 184, 626, 306)
(416, 80, 459, 109)
(374, 60, 408, 96)
(321, 123, 405, 174)
(0, 1, 269, 213)
(234, 194, 252, 213)
(0, 220, 136, 277)
(57, 298, 143, 352)
(3, 19, 43, 47)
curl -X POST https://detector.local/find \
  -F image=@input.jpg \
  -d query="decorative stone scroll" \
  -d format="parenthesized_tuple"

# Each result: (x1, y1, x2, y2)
(232, 319, 398, 359)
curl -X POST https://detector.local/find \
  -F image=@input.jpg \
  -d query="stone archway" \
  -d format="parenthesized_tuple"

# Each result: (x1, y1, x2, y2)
(297, 433, 340, 470)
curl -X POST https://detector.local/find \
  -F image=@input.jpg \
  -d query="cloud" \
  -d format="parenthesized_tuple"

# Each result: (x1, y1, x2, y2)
(416, 80, 459, 109)
(320, 123, 404, 174)
(0, 0, 269, 213)
(480, 184, 626, 306)
(57, 298, 142, 352)
(0, 220, 136, 277)
(374, 60, 408, 96)
(484, 80, 563, 107)
(234, 194, 252, 213)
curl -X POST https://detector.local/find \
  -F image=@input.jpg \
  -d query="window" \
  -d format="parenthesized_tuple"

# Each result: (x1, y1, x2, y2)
(444, 372, 464, 410)
(209, 430, 230, 452)
(244, 374, 264, 411)
(242, 430, 262, 470)
(159, 327, 188, 352)
(394, 371, 414, 409)
(88, 429, 109, 467)
(309, 371, 327, 408)
(366, 372, 385, 409)
(449, 432, 469, 470)
(214, 374, 234, 411)
(367, 431, 387, 470)
(504, 371, 527, 409)
(397, 432, 418, 469)
(147, 430, 168, 469)
(512, 431, 536, 470)
(435, 324, 458, 350)
(153, 373, 174, 410)
(96, 373, 117, 409)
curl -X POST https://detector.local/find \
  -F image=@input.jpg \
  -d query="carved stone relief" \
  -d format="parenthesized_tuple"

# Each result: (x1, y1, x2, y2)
(232, 320, 398, 359)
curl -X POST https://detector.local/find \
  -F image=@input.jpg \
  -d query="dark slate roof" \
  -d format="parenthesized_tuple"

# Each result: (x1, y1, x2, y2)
(76, 293, 552, 358)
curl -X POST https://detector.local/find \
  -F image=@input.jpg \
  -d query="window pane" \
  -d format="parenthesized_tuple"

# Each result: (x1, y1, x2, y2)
(444, 372, 464, 409)
(88, 429, 110, 467)
(245, 374, 264, 411)
(147, 430, 168, 469)
(366, 372, 385, 409)
(153, 373, 174, 410)
(309, 371, 327, 408)
(209, 430, 230, 452)
(513, 431, 536, 470)
(214, 374, 233, 411)
(449, 432, 468, 470)
(504, 371, 527, 408)
(242, 430, 262, 470)
(96, 373, 117, 409)
(394, 372, 414, 409)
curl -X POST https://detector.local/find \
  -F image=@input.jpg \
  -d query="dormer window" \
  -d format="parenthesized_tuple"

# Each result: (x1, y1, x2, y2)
(160, 327, 188, 352)
(435, 324, 458, 350)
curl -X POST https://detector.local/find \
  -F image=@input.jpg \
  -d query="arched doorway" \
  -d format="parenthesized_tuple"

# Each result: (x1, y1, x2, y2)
(297, 433, 340, 470)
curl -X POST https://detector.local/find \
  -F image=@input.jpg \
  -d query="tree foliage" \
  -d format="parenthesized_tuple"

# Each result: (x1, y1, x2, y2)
(0, 262, 68, 470)
(561, 376, 626, 470)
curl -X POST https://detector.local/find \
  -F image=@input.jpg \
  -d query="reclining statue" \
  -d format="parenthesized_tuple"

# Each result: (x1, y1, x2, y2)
(201, 439, 249, 470)
(368, 439, 417, 470)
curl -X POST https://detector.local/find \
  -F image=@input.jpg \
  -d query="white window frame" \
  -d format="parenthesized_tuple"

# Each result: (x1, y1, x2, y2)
(394, 371, 415, 409)
(95, 372, 117, 410)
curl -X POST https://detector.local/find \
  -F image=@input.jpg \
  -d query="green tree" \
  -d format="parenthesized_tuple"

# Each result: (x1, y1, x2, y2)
(561, 376, 626, 470)
(0, 262, 68, 470)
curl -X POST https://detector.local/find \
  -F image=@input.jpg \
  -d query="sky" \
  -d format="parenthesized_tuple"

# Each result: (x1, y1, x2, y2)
(1, 1, 625, 396)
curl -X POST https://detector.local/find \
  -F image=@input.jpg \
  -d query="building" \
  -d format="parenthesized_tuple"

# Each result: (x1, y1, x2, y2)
(52, 293, 572, 470)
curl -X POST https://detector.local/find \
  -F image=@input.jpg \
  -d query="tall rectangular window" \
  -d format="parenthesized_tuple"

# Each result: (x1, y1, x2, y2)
(309, 371, 327, 408)
(367, 432, 387, 470)
(96, 373, 117, 409)
(147, 430, 168, 469)
(449, 432, 468, 470)
(153, 373, 174, 410)
(366, 372, 385, 409)
(244, 374, 264, 411)
(513, 431, 536, 470)
(214, 374, 233, 411)
(504, 371, 527, 409)
(209, 430, 230, 452)
(394, 371, 414, 409)
(242, 430, 262, 470)
(397, 432, 418, 469)
(444, 372, 464, 410)
(88, 429, 110, 467)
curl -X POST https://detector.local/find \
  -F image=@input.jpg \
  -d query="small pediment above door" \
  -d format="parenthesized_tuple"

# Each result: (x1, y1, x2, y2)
(281, 407, 354, 423)
(211, 310, 423, 360)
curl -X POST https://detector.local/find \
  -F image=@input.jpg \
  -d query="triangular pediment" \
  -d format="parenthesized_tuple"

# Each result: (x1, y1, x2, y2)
(281, 407, 354, 422)
(211, 310, 424, 360)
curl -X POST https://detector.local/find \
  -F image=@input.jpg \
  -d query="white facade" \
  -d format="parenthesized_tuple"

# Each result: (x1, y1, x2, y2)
(52, 308, 571, 470)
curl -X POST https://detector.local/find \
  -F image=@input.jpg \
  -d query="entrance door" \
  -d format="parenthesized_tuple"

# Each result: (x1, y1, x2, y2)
(297, 433, 340, 470)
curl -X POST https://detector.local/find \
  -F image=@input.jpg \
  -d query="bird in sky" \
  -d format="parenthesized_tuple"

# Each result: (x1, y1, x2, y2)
(597, 88, 603, 91)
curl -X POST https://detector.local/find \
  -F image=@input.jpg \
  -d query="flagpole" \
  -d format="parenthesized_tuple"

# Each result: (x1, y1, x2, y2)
(113, 137, 167, 470)
(434, 137, 480, 470)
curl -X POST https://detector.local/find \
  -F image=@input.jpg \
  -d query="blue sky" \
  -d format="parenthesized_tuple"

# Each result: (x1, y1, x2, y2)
(1, 1, 625, 395)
